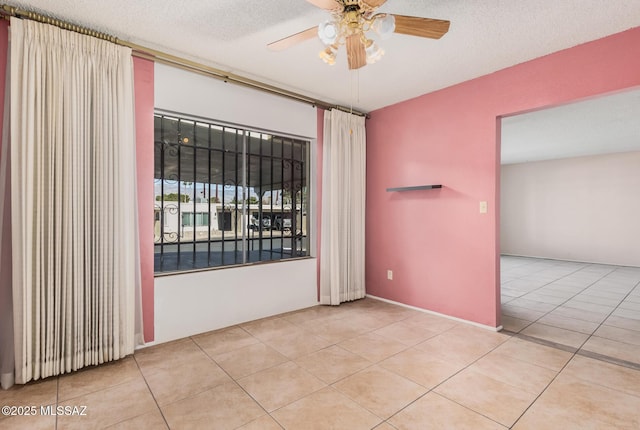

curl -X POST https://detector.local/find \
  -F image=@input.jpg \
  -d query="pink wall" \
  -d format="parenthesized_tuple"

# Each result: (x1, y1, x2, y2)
(365, 27, 640, 327)
(133, 57, 155, 342)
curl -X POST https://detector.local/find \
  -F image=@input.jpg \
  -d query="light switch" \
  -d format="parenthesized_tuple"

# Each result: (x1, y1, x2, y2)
(479, 201, 488, 214)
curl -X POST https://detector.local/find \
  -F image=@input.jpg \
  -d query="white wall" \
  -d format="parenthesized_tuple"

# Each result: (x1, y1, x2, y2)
(152, 63, 319, 344)
(501, 151, 640, 267)
(154, 259, 318, 343)
(154, 63, 317, 139)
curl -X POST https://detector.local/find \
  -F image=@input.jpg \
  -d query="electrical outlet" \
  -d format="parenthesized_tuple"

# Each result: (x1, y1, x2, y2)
(387, 270, 393, 280)
(479, 201, 488, 214)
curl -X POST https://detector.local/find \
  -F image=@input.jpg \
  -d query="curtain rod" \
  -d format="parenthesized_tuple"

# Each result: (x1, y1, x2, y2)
(0, 4, 369, 118)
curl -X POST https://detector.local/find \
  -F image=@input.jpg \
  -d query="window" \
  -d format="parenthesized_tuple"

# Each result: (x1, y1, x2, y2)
(181, 212, 209, 227)
(154, 114, 310, 274)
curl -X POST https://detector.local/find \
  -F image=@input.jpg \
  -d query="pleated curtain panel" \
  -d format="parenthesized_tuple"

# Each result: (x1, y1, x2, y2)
(0, 17, 143, 389)
(320, 109, 366, 305)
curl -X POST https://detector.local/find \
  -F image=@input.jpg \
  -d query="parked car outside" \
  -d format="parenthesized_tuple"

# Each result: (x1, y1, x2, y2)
(273, 215, 291, 231)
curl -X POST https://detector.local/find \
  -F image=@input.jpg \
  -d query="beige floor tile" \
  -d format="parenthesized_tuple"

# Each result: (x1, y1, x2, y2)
(280, 305, 339, 325)
(537, 312, 600, 334)
(0, 413, 56, 430)
(106, 409, 168, 429)
(134, 338, 203, 375)
(580, 336, 640, 365)
(192, 326, 259, 357)
(563, 355, 640, 398)
(500, 315, 531, 332)
(238, 361, 326, 412)
(470, 352, 558, 394)
(236, 414, 283, 430)
(301, 318, 370, 344)
(365, 303, 422, 321)
(262, 329, 333, 359)
(521, 323, 589, 349)
(241, 317, 297, 341)
(414, 326, 507, 366)
(347, 309, 413, 330)
(272, 387, 382, 430)
(56, 377, 156, 430)
(512, 374, 640, 430)
(58, 356, 140, 402)
(444, 325, 510, 347)
(339, 332, 409, 363)
(389, 392, 507, 430)
(332, 365, 427, 419)
(213, 342, 289, 379)
(373, 321, 441, 345)
(379, 348, 464, 388)
(373, 423, 396, 430)
(295, 345, 371, 384)
(162, 381, 264, 430)
(0, 377, 57, 411)
(603, 315, 640, 332)
(594, 324, 640, 346)
(143, 352, 232, 405)
(402, 313, 460, 334)
(491, 337, 572, 371)
(435, 368, 538, 427)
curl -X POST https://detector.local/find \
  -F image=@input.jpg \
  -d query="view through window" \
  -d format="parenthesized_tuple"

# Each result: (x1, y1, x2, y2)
(154, 113, 310, 273)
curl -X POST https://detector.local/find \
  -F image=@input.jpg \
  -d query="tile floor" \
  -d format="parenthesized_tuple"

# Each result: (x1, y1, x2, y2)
(501, 256, 640, 368)
(0, 291, 638, 428)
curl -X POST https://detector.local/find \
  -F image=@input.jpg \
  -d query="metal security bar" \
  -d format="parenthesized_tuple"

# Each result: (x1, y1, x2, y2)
(153, 114, 310, 274)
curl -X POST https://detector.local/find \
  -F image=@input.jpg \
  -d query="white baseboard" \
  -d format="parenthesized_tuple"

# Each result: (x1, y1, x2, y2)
(366, 294, 503, 332)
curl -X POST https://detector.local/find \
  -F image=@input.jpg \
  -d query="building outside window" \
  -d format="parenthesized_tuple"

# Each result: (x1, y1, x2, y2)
(154, 113, 310, 274)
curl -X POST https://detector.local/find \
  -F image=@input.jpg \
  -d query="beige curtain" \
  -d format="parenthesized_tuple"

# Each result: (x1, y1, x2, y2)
(1, 17, 141, 388)
(320, 109, 366, 305)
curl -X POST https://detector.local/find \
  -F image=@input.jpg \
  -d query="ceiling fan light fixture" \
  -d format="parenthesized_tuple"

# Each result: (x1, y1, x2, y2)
(365, 39, 384, 64)
(269, 1, 450, 70)
(373, 14, 395, 40)
(318, 20, 339, 45)
(319, 45, 337, 65)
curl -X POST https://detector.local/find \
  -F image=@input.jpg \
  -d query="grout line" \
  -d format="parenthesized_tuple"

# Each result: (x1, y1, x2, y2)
(510, 333, 578, 354)
(131, 355, 172, 430)
(510, 346, 579, 428)
(576, 349, 640, 371)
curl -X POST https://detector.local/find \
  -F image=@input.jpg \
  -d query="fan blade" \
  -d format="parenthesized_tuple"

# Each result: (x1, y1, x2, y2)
(305, 0, 342, 11)
(392, 15, 450, 39)
(346, 33, 366, 70)
(268, 27, 318, 51)
(362, 0, 388, 8)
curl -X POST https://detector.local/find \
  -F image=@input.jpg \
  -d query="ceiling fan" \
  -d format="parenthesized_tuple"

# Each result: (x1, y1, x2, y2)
(268, 0, 450, 70)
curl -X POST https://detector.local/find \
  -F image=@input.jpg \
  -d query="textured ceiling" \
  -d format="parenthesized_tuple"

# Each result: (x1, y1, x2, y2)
(3, 0, 640, 163)
(3, 0, 640, 113)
